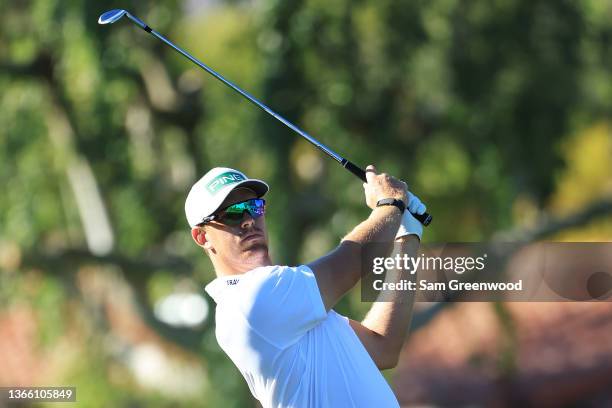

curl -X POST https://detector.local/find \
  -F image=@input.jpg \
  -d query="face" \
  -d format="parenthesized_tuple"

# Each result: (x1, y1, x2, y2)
(191, 188, 270, 273)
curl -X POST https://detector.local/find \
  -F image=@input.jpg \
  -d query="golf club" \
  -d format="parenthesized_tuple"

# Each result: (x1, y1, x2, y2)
(98, 9, 432, 226)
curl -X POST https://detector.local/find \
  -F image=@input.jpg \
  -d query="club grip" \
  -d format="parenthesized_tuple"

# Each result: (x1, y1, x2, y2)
(343, 159, 368, 182)
(413, 211, 432, 226)
(342, 159, 432, 226)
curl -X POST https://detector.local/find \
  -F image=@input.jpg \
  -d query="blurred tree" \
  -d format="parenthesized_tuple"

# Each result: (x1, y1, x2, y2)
(0, 0, 610, 406)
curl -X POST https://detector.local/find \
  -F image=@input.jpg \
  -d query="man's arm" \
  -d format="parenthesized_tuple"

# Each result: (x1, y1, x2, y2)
(308, 166, 407, 311)
(349, 234, 419, 370)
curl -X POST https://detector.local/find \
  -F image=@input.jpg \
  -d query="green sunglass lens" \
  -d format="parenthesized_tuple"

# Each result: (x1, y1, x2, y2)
(220, 213, 244, 225)
(216, 199, 265, 225)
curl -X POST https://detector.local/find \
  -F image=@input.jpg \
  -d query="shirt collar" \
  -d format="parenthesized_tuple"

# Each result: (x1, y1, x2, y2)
(204, 275, 242, 303)
(205, 266, 273, 303)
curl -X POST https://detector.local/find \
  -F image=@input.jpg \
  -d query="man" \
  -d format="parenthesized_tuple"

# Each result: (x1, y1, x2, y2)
(185, 165, 426, 407)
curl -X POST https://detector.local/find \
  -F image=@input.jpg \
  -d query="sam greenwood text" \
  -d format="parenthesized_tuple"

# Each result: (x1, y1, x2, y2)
(373, 279, 523, 292)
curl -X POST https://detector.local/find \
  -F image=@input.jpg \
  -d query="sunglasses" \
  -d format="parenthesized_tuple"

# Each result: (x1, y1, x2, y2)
(199, 198, 266, 226)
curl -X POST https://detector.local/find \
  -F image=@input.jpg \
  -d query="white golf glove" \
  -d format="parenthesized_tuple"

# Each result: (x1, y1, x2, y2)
(396, 192, 426, 240)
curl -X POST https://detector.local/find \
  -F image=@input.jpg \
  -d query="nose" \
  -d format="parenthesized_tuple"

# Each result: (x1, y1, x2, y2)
(240, 211, 255, 229)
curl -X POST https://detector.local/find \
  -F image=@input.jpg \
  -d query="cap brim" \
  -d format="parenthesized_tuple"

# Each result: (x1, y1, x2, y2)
(231, 179, 269, 199)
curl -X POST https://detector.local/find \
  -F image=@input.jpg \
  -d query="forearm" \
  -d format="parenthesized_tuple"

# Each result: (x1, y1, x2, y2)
(361, 235, 419, 365)
(309, 166, 410, 311)
(310, 206, 403, 311)
(343, 206, 402, 245)
(336, 206, 403, 281)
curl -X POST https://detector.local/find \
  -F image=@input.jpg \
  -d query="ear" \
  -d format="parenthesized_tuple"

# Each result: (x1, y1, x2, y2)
(191, 227, 208, 248)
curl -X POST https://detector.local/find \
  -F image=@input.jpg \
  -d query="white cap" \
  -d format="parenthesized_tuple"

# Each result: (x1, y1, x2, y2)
(185, 167, 269, 227)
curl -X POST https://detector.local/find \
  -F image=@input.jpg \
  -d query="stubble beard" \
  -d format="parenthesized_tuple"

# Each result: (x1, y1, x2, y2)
(240, 238, 270, 265)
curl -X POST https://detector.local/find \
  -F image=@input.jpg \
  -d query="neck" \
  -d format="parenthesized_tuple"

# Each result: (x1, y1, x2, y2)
(211, 253, 272, 277)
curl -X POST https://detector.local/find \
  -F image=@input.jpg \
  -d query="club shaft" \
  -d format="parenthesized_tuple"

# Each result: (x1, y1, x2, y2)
(126, 14, 343, 163)
(123, 12, 432, 226)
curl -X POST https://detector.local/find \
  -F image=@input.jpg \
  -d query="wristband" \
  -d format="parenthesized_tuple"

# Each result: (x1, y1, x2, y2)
(376, 198, 406, 214)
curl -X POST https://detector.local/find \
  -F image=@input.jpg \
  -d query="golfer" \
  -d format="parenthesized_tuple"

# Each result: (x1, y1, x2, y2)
(185, 165, 425, 407)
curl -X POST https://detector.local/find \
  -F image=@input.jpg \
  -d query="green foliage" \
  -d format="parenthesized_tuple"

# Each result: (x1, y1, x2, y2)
(0, 0, 610, 405)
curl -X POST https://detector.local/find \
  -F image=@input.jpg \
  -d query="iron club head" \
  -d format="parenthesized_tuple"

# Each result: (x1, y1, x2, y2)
(98, 9, 128, 25)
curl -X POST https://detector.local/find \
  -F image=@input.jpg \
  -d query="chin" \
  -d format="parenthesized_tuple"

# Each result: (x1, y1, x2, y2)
(243, 242, 268, 253)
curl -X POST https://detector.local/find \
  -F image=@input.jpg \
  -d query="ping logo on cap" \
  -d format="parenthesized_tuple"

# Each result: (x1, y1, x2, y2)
(206, 171, 246, 194)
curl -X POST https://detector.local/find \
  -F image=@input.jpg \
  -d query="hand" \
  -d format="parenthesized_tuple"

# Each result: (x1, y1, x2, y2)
(363, 165, 408, 210)
(396, 192, 426, 240)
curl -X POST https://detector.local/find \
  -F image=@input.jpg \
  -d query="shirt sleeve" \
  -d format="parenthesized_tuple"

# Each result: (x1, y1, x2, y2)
(238, 265, 327, 349)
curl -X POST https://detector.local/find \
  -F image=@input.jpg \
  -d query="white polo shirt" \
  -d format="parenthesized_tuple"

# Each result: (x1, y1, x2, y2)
(205, 265, 400, 408)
